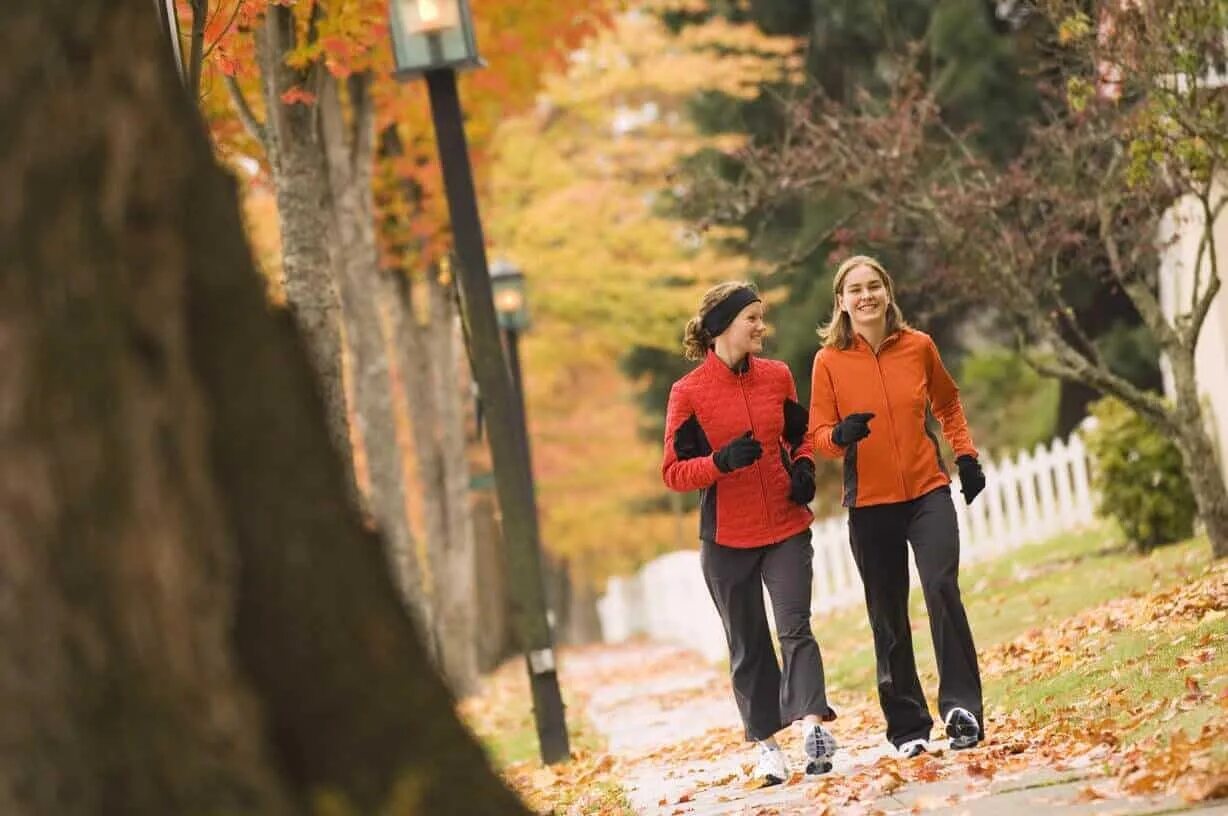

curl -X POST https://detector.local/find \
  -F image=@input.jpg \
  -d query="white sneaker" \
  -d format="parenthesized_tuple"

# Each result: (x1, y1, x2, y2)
(897, 738, 929, 758)
(754, 746, 789, 785)
(803, 723, 838, 775)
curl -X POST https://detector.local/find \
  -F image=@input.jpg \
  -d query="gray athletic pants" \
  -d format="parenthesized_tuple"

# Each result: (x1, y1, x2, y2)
(701, 529, 835, 741)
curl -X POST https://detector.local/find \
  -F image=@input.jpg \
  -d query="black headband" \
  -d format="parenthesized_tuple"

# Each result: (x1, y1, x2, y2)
(701, 287, 761, 339)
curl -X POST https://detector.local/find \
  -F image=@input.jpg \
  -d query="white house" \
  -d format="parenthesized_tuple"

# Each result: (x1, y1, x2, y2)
(1156, 177, 1228, 492)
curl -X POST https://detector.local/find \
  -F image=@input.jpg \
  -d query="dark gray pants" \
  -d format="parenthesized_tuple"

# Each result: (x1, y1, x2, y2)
(848, 485, 983, 748)
(701, 529, 835, 741)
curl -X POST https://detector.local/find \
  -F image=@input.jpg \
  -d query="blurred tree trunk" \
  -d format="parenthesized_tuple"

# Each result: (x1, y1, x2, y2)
(385, 269, 480, 693)
(317, 71, 425, 622)
(252, 6, 354, 500)
(0, 1, 531, 812)
(472, 489, 516, 671)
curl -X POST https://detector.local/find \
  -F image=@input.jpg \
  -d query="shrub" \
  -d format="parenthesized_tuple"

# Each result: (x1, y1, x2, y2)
(1082, 396, 1196, 552)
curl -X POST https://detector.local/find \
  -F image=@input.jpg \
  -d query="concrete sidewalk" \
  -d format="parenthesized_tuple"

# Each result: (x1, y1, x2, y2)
(568, 642, 1228, 816)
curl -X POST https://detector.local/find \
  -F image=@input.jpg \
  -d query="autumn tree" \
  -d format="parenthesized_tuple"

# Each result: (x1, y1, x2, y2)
(196, 0, 609, 690)
(0, 0, 534, 811)
(484, 3, 803, 591)
(695, 0, 1228, 557)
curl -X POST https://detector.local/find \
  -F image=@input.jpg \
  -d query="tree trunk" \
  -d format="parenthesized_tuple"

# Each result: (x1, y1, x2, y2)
(386, 270, 479, 693)
(255, 7, 353, 498)
(0, 2, 530, 812)
(318, 73, 425, 618)
(430, 274, 481, 689)
(1168, 355, 1228, 558)
(472, 489, 516, 671)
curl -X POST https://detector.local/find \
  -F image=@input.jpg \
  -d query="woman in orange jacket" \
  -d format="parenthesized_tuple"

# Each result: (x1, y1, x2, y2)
(662, 281, 837, 785)
(809, 255, 987, 758)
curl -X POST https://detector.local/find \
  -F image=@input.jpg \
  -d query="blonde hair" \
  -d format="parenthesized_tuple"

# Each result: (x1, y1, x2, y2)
(818, 255, 909, 349)
(683, 280, 758, 360)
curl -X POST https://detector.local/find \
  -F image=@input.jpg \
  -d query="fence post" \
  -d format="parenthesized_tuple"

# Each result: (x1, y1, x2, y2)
(1017, 447, 1041, 544)
(999, 456, 1024, 552)
(1034, 440, 1059, 540)
(1051, 436, 1077, 528)
(1068, 432, 1095, 524)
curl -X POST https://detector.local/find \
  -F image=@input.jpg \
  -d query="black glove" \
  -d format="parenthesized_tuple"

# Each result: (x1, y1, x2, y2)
(713, 430, 762, 473)
(956, 454, 986, 505)
(783, 399, 809, 451)
(672, 414, 711, 461)
(831, 412, 875, 447)
(789, 457, 816, 505)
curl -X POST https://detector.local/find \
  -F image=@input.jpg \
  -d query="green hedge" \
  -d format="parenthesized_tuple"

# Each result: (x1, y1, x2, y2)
(1082, 396, 1196, 552)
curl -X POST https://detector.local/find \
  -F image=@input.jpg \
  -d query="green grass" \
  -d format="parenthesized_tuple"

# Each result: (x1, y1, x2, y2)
(474, 685, 607, 769)
(995, 610, 1228, 747)
(813, 525, 1220, 716)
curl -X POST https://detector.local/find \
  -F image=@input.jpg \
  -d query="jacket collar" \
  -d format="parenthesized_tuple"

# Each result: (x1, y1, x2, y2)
(703, 349, 754, 380)
(851, 329, 904, 354)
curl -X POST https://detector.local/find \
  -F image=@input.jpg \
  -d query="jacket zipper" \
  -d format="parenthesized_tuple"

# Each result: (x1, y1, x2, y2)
(738, 371, 773, 519)
(870, 341, 909, 498)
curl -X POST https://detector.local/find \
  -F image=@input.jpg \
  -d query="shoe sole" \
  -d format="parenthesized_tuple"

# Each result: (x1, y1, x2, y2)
(947, 714, 980, 750)
(805, 759, 833, 775)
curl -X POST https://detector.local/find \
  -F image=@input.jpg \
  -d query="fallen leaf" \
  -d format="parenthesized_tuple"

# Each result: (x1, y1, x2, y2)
(1181, 774, 1228, 802)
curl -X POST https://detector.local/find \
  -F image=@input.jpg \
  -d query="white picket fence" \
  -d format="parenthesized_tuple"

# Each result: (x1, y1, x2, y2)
(597, 432, 1097, 662)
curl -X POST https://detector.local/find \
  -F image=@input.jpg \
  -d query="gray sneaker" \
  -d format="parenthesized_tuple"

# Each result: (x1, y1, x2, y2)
(803, 724, 838, 775)
(945, 708, 981, 750)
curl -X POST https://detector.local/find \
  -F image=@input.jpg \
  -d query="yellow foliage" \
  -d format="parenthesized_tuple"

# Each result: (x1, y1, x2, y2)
(487, 10, 801, 583)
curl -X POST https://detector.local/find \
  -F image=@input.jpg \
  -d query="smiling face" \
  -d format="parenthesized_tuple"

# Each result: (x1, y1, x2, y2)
(718, 300, 767, 359)
(838, 263, 889, 329)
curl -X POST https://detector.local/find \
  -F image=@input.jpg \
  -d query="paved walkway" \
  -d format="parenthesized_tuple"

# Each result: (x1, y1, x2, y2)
(567, 642, 1228, 816)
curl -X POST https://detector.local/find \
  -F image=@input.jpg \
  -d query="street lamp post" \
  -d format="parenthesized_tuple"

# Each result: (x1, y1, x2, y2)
(490, 258, 531, 411)
(388, 0, 570, 765)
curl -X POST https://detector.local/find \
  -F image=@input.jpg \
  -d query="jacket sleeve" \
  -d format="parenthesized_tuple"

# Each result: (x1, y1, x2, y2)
(782, 369, 815, 465)
(925, 336, 978, 459)
(661, 382, 721, 491)
(808, 351, 845, 460)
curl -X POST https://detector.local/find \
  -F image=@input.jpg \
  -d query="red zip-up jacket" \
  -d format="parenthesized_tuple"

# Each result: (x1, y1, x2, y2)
(662, 351, 815, 548)
(809, 328, 977, 508)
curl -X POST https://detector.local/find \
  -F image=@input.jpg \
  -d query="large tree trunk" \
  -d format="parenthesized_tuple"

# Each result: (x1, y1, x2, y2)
(318, 72, 425, 619)
(387, 270, 480, 693)
(0, 2, 530, 812)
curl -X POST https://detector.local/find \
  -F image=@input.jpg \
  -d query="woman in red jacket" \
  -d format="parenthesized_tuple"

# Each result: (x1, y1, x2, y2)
(662, 281, 837, 785)
(809, 255, 986, 758)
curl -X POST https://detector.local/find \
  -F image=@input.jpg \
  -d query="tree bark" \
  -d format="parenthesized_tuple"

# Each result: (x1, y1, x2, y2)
(386, 270, 480, 693)
(318, 72, 425, 617)
(1166, 353, 1228, 558)
(254, 7, 354, 498)
(0, 2, 531, 812)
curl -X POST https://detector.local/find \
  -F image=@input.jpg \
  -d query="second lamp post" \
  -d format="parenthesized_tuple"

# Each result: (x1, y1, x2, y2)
(388, 0, 570, 765)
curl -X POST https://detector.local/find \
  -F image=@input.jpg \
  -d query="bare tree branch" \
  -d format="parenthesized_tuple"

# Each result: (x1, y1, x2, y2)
(224, 73, 269, 151)
(1189, 188, 1227, 346)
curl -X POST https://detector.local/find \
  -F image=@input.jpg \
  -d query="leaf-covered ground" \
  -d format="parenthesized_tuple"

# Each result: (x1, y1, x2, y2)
(460, 527, 1228, 814)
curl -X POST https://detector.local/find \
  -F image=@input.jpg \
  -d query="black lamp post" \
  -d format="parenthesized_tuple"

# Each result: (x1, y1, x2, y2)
(388, 0, 570, 765)
(490, 258, 531, 405)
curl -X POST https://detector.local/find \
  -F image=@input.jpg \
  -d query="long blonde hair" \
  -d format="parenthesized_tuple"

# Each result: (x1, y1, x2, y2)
(683, 280, 758, 360)
(818, 255, 909, 349)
